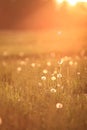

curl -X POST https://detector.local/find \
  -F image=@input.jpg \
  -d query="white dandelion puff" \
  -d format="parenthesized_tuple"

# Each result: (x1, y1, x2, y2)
(57, 73, 62, 78)
(41, 76, 46, 81)
(50, 88, 56, 93)
(56, 103, 63, 109)
(43, 69, 48, 74)
(58, 58, 64, 65)
(51, 76, 56, 81)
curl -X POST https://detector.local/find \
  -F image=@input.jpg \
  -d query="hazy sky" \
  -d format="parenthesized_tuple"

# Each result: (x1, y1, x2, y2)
(0, 0, 87, 30)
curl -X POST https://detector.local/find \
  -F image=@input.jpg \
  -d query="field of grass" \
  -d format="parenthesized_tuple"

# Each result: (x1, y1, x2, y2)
(0, 31, 87, 130)
(0, 52, 87, 130)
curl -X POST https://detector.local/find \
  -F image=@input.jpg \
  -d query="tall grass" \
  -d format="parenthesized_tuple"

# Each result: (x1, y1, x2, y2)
(0, 54, 87, 130)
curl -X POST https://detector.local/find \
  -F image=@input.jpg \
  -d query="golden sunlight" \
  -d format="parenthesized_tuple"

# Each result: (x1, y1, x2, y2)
(56, 0, 87, 6)
(67, 0, 78, 6)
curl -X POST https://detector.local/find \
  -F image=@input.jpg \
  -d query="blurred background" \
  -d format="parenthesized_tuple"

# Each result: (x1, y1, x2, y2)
(0, 0, 87, 55)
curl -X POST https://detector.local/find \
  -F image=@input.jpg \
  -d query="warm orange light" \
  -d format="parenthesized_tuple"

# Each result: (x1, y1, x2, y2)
(67, 0, 78, 6)
(56, 0, 63, 4)
(55, 0, 87, 6)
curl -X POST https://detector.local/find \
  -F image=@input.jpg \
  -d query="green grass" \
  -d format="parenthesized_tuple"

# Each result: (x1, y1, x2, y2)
(0, 53, 87, 130)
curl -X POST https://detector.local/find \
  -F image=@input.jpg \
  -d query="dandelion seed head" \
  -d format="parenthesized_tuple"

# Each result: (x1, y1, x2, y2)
(58, 58, 64, 65)
(43, 69, 48, 74)
(41, 76, 46, 81)
(57, 73, 62, 78)
(56, 103, 63, 109)
(51, 76, 56, 81)
(50, 88, 56, 93)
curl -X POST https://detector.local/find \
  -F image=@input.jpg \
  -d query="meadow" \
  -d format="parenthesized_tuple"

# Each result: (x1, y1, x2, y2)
(0, 31, 87, 130)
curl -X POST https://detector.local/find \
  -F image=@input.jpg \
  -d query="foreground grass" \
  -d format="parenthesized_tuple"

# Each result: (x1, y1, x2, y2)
(0, 54, 87, 130)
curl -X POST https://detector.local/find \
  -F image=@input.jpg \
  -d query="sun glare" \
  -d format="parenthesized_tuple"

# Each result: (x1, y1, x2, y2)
(56, 0, 63, 4)
(67, 0, 78, 6)
(56, 0, 87, 6)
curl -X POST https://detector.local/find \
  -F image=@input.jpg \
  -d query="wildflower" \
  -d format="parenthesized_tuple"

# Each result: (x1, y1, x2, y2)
(56, 103, 63, 109)
(51, 76, 56, 81)
(41, 76, 46, 81)
(50, 88, 56, 93)
(43, 69, 48, 74)
(58, 58, 64, 65)
(47, 61, 51, 67)
(57, 73, 62, 78)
